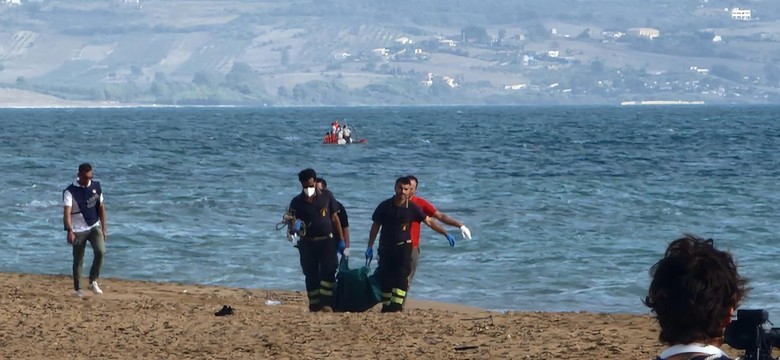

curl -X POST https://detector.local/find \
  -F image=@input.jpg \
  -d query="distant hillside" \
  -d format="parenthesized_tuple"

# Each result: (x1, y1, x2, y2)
(0, 0, 779, 105)
(0, 87, 125, 107)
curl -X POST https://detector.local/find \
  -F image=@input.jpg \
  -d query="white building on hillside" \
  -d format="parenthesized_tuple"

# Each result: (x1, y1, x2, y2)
(731, 8, 751, 20)
(333, 52, 351, 60)
(372, 48, 389, 57)
(395, 37, 413, 45)
(627, 27, 660, 39)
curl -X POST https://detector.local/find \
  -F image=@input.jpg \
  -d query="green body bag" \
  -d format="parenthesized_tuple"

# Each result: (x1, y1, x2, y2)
(333, 256, 382, 312)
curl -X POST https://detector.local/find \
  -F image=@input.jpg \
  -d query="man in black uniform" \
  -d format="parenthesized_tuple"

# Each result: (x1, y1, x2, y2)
(366, 176, 448, 313)
(315, 178, 350, 257)
(288, 168, 345, 312)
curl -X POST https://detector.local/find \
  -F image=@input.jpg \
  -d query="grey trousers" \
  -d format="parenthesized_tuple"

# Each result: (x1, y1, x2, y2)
(72, 226, 105, 291)
(408, 246, 421, 290)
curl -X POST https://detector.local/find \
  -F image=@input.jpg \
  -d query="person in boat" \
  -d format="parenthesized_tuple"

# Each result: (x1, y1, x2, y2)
(323, 131, 332, 144)
(330, 120, 339, 143)
(645, 234, 748, 360)
(336, 126, 344, 143)
(342, 125, 352, 143)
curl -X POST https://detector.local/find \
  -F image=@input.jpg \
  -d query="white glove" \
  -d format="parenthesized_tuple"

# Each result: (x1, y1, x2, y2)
(460, 225, 472, 240)
(342, 248, 350, 257)
(286, 233, 298, 245)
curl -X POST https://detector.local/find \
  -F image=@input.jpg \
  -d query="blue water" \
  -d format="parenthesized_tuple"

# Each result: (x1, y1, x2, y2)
(1, 105, 779, 315)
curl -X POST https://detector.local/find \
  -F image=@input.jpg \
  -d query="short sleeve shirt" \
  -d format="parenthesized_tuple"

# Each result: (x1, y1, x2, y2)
(289, 189, 339, 238)
(63, 179, 105, 233)
(409, 196, 437, 248)
(372, 197, 426, 247)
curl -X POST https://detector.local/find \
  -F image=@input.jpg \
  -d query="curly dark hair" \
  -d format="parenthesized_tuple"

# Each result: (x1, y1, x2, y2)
(298, 168, 317, 184)
(644, 234, 749, 345)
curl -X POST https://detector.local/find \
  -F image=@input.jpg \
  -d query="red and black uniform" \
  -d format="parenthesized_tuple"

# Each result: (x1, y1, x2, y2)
(409, 196, 437, 249)
(289, 189, 340, 311)
(408, 196, 438, 285)
(371, 198, 426, 312)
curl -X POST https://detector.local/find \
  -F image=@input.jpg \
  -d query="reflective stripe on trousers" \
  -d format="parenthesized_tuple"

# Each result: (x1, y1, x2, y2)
(320, 280, 335, 296)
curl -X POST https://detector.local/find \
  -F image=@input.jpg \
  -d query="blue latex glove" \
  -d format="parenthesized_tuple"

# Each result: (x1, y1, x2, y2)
(292, 220, 303, 234)
(365, 246, 373, 261)
(338, 240, 346, 254)
(445, 233, 456, 247)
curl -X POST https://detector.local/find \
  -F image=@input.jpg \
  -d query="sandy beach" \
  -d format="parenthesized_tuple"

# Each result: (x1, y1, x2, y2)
(0, 272, 698, 359)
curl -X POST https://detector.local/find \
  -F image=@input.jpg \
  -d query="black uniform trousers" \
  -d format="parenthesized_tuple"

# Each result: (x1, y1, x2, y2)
(376, 242, 413, 312)
(298, 238, 339, 311)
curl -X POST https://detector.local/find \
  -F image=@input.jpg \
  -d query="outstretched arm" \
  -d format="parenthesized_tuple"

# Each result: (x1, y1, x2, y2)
(432, 211, 463, 228)
(433, 210, 471, 240)
(423, 216, 448, 237)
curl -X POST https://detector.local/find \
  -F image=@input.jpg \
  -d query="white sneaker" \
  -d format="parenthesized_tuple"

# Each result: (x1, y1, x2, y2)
(88, 281, 103, 295)
(73, 290, 85, 297)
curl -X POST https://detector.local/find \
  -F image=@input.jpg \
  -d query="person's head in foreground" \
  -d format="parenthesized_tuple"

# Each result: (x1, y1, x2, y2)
(644, 234, 749, 360)
(315, 177, 327, 191)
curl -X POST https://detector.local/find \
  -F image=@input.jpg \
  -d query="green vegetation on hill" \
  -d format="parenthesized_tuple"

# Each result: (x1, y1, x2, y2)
(1, 0, 779, 105)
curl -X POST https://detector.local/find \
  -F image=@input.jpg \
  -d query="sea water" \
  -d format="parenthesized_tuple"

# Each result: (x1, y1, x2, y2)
(1, 105, 778, 315)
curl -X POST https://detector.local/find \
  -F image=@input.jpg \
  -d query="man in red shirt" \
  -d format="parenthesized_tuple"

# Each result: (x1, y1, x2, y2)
(407, 175, 473, 287)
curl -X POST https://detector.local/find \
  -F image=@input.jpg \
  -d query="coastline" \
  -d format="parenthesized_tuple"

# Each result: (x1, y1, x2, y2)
(0, 272, 677, 359)
(620, 100, 706, 106)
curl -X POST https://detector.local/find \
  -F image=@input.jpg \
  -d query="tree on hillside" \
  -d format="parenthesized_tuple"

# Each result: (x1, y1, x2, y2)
(225, 62, 255, 85)
(590, 59, 605, 74)
(150, 72, 178, 100)
(710, 64, 742, 83)
(291, 80, 349, 105)
(461, 26, 491, 44)
(224, 62, 264, 96)
(764, 63, 780, 87)
(192, 71, 223, 87)
(524, 20, 549, 41)
(130, 65, 142, 77)
(103, 83, 142, 102)
(154, 72, 167, 82)
(16, 76, 29, 90)
(280, 49, 290, 67)
(150, 80, 172, 99)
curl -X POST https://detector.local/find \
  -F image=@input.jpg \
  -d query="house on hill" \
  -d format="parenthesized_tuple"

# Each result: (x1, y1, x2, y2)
(730, 8, 751, 21)
(627, 28, 660, 39)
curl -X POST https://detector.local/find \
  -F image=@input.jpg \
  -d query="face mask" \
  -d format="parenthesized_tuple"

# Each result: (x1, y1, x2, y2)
(303, 187, 316, 197)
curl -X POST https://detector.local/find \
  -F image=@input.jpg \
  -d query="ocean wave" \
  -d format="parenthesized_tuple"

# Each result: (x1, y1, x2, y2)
(20, 199, 60, 209)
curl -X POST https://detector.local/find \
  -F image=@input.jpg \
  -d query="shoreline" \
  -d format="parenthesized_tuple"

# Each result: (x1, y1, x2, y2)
(0, 271, 678, 359)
